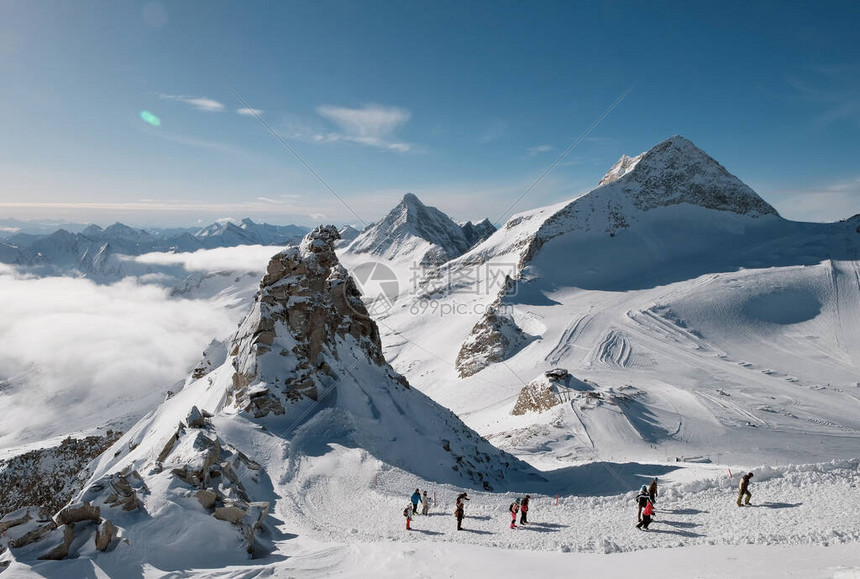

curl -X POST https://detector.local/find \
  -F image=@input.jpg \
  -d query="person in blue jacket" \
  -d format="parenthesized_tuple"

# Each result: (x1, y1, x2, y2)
(411, 489, 421, 516)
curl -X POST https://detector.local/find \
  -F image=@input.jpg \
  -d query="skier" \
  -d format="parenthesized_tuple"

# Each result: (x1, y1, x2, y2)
(421, 490, 430, 515)
(648, 478, 658, 503)
(637, 495, 655, 530)
(455, 499, 465, 530)
(509, 498, 520, 529)
(635, 485, 652, 529)
(520, 495, 530, 525)
(404, 503, 413, 530)
(737, 472, 754, 507)
(411, 489, 421, 516)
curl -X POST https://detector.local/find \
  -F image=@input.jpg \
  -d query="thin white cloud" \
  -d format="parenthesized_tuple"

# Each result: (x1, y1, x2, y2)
(237, 107, 265, 116)
(159, 93, 226, 112)
(314, 104, 413, 152)
(527, 144, 553, 156)
(256, 196, 285, 204)
(131, 245, 281, 272)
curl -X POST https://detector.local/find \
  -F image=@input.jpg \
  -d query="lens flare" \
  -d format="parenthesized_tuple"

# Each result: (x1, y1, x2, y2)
(140, 111, 161, 126)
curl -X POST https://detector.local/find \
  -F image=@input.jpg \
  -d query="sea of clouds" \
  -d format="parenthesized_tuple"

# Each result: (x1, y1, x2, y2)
(0, 245, 280, 451)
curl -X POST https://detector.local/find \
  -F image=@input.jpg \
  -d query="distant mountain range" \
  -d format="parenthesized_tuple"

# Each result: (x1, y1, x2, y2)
(0, 219, 311, 278)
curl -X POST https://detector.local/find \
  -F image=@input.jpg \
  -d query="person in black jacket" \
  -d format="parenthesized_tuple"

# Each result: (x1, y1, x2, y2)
(519, 495, 530, 524)
(635, 486, 654, 530)
(455, 499, 465, 530)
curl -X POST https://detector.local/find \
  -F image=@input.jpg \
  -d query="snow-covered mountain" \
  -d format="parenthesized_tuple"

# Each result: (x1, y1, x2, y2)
(194, 218, 308, 248)
(334, 224, 360, 248)
(343, 193, 496, 266)
(0, 219, 310, 279)
(367, 135, 860, 469)
(2, 139, 860, 577)
(0, 226, 541, 568)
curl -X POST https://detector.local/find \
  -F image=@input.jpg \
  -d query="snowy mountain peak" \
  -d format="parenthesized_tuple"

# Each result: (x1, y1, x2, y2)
(401, 191, 422, 207)
(344, 194, 497, 265)
(612, 135, 779, 217)
(345, 193, 473, 264)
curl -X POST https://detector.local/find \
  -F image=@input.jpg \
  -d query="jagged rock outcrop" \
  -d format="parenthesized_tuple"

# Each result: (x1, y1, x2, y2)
(512, 369, 593, 415)
(95, 519, 116, 551)
(229, 225, 402, 417)
(456, 297, 534, 378)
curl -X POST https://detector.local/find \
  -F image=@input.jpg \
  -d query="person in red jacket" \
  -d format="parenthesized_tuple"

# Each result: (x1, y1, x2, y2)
(509, 498, 520, 529)
(519, 495, 530, 525)
(635, 486, 654, 530)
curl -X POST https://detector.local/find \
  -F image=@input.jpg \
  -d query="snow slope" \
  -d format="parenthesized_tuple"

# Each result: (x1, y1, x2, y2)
(359, 136, 860, 468)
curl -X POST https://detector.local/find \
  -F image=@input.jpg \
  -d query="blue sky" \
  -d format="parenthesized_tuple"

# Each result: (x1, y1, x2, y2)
(0, 0, 858, 227)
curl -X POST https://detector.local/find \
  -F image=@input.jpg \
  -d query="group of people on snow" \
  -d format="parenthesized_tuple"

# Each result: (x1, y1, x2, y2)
(403, 489, 431, 529)
(635, 480, 657, 530)
(508, 495, 530, 529)
(403, 471, 755, 533)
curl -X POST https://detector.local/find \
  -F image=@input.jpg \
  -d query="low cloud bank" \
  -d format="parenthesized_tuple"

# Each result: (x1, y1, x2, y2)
(131, 245, 282, 272)
(0, 265, 240, 450)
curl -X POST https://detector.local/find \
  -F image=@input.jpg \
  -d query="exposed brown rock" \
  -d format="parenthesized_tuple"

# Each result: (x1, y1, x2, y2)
(95, 519, 116, 551)
(196, 489, 218, 509)
(228, 225, 399, 418)
(55, 502, 100, 526)
(456, 302, 531, 378)
(213, 505, 246, 524)
(0, 432, 121, 518)
(512, 369, 589, 415)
